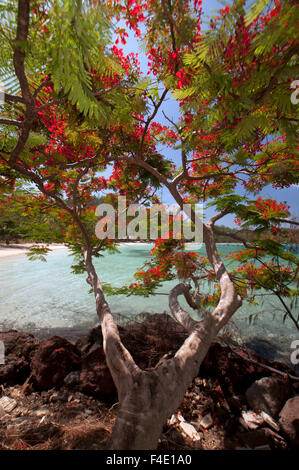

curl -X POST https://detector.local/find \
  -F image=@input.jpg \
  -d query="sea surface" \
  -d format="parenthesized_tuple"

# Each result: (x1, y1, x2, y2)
(0, 243, 298, 365)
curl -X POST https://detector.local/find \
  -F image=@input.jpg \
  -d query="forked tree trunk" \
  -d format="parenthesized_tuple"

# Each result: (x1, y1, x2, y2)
(84, 214, 242, 450)
(109, 318, 217, 449)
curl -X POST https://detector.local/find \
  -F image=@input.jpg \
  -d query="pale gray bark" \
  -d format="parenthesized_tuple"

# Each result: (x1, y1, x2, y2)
(83, 211, 242, 449)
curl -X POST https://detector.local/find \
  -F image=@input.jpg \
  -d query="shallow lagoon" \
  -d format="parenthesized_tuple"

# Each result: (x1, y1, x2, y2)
(0, 243, 298, 364)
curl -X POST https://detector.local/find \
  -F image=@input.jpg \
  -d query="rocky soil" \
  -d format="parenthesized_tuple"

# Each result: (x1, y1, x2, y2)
(0, 313, 298, 451)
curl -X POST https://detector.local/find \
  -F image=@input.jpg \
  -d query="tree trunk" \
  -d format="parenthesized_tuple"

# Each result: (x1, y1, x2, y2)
(109, 320, 216, 450)
(83, 207, 242, 450)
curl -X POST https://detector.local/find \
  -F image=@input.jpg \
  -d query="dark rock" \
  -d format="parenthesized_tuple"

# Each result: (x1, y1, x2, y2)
(238, 429, 270, 449)
(0, 330, 40, 386)
(245, 376, 293, 418)
(64, 371, 81, 389)
(227, 395, 246, 415)
(0, 330, 40, 359)
(75, 325, 103, 355)
(76, 327, 114, 397)
(279, 396, 299, 448)
(200, 343, 272, 397)
(263, 428, 288, 450)
(0, 358, 30, 386)
(79, 344, 116, 397)
(120, 313, 187, 368)
(200, 342, 298, 404)
(30, 336, 81, 390)
(77, 313, 187, 398)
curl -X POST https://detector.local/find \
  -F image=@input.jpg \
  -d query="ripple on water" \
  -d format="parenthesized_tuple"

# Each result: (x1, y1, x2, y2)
(0, 244, 298, 364)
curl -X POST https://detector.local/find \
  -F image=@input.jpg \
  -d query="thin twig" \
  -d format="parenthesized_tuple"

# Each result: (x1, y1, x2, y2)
(231, 348, 299, 381)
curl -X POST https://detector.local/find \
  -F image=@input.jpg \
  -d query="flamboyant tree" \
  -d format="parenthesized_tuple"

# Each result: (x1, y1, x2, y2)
(0, 0, 298, 449)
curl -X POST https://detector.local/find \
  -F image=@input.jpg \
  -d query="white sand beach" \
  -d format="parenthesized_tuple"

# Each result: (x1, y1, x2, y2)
(117, 241, 154, 246)
(0, 243, 67, 259)
(0, 241, 243, 259)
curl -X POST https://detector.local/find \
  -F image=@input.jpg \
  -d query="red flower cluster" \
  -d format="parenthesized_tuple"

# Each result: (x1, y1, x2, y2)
(253, 197, 290, 220)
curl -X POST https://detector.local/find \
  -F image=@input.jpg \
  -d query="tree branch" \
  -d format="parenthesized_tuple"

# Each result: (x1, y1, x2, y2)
(33, 77, 51, 98)
(161, 0, 177, 52)
(207, 209, 230, 227)
(4, 93, 25, 105)
(168, 283, 198, 332)
(9, 0, 35, 165)
(13, 0, 33, 106)
(213, 227, 252, 248)
(83, 248, 140, 400)
(274, 218, 299, 226)
(0, 119, 22, 127)
(138, 88, 168, 157)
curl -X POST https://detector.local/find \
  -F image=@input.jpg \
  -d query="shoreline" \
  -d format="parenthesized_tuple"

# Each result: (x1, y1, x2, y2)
(0, 241, 244, 259)
(0, 243, 67, 259)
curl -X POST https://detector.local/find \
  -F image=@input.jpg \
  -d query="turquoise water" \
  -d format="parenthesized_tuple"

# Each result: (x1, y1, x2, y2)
(0, 244, 298, 364)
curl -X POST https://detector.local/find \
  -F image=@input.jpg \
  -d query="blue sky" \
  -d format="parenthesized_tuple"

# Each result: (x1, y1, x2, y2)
(104, 0, 299, 227)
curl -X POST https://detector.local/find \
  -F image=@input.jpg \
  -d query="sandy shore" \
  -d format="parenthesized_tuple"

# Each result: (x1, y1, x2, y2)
(0, 243, 67, 259)
(117, 241, 154, 246)
(0, 241, 244, 259)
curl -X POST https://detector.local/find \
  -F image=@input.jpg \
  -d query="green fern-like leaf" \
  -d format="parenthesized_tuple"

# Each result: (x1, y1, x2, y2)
(245, 0, 270, 26)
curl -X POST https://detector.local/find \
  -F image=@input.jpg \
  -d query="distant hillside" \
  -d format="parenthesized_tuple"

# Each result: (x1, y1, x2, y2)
(214, 225, 299, 244)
